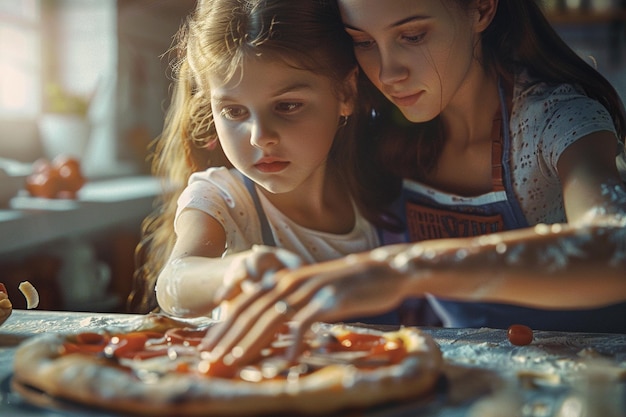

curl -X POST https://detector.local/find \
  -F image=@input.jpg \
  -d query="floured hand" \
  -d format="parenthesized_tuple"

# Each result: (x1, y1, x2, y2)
(201, 251, 411, 368)
(215, 245, 304, 306)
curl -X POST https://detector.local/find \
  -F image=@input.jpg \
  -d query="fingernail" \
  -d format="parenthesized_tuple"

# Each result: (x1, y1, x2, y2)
(261, 271, 276, 289)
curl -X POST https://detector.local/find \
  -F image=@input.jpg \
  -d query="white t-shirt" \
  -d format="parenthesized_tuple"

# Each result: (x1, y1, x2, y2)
(509, 71, 625, 225)
(175, 167, 380, 263)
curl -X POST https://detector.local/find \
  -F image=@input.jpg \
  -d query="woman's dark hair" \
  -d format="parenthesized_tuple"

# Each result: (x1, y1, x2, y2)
(346, 0, 626, 230)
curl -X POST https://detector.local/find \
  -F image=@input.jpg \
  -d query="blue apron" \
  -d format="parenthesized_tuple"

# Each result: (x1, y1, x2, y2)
(375, 81, 626, 333)
(244, 175, 276, 246)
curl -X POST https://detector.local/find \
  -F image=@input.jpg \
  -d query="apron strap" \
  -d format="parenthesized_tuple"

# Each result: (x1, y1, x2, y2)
(243, 176, 276, 246)
(491, 116, 505, 192)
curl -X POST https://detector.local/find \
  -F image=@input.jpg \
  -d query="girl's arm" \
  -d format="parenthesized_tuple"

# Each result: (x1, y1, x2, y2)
(156, 208, 303, 318)
(155, 208, 232, 317)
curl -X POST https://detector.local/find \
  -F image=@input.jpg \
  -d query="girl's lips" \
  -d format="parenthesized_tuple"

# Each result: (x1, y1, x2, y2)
(391, 91, 423, 107)
(255, 161, 290, 173)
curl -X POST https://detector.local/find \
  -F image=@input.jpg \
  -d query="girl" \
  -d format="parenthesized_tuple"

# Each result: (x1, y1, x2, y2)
(128, 0, 379, 317)
(202, 0, 626, 366)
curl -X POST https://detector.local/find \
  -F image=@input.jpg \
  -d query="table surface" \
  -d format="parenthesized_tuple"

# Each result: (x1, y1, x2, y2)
(1, 310, 625, 417)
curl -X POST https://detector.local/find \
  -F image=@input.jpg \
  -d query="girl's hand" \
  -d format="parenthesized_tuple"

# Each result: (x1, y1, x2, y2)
(214, 245, 304, 307)
(200, 251, 411, 368)
(156, 245, 303, 318)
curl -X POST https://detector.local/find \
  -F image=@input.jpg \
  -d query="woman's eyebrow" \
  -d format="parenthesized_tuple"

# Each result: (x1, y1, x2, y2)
(344, 15, 430, 32)
(389, 15, 430, 28)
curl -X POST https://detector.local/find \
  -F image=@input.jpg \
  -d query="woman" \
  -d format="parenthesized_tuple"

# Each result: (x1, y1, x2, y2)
(199, 0, 626, 366)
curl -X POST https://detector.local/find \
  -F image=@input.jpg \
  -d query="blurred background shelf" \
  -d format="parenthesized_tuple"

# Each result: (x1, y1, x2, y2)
(0, 176, 162, 255)
(0, 176, 163, 313)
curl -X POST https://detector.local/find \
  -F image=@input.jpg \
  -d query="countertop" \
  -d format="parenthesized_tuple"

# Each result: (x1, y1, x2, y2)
(0, 176, 163, 254)
(1, 310, 625, 416)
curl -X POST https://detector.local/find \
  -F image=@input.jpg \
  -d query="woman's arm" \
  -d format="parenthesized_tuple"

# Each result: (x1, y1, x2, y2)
(201, 131, 626, 365)
(557, 130, 625, 225)
(397, 223, 626, 307)
(200, 222, 625, 366)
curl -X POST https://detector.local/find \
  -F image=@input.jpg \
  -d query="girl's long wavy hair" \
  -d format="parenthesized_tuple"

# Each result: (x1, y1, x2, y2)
(128, 0, 357, 313)
(348, 0, 626, 231)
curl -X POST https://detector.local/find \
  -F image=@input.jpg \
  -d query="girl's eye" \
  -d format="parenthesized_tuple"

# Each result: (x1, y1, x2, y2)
(402, 32, 426, 44)
(220, 106, 248, 120)
(352, 38, 375, 50)
(275, 102, 303, 113)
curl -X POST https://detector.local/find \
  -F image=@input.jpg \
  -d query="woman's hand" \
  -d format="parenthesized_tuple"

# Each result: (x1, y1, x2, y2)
(214, 245, 304, 310)
(201, 250, 412, 368)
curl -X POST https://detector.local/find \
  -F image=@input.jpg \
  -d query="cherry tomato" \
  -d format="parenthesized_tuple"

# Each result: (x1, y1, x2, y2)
(31, 157, 52, 175)
(199, 358, 237, 378)
(0, 283, 7, 294)
(52, 154, 86, 193)
(507, 324, 533, 346)
(75, 332, 109, 345)
(336, 332, 385, 351)
(25, 158, 62, 198)
(105, 332, 152, 359)
(55, 190, 78, 199)
(62, 342, 108, 355)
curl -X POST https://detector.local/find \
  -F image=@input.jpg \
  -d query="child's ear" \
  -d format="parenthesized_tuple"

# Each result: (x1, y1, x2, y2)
(474, 0, 498, 33)
(339, 67, 359, 116)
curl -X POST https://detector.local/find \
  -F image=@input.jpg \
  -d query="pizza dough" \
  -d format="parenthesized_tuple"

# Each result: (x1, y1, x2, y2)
(12, 314, 442, 416)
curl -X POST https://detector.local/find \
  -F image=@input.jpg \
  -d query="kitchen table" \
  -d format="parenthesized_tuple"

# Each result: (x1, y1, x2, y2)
(1, 310, 625, 416)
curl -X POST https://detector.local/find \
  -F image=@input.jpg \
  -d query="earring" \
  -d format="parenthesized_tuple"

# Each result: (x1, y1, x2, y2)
(338, 115, 349, 128)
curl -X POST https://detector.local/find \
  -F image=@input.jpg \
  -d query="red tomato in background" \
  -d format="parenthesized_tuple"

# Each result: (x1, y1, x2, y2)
(507, 324, 534, 346)
(26, 155, 86, 199)
(25, 158, 62, 199)
(53, 155, 86, 193)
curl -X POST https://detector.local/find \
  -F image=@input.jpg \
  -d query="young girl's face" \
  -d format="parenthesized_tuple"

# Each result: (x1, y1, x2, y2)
(338, 0, 481, 123)
(209, 58, 352, 195)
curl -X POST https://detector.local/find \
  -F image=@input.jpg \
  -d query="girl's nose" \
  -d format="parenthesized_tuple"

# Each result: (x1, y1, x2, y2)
(378, 47, 409, 86)
(249, 117, 279, 148)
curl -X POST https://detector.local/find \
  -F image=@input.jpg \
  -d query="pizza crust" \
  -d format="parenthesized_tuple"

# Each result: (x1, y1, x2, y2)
(12, 315, 442, 416)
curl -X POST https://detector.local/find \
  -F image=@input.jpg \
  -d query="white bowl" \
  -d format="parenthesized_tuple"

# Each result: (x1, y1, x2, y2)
(38, 114, 91, 161)
(0, 171, 27, 207)
(0, 158, 31, 207)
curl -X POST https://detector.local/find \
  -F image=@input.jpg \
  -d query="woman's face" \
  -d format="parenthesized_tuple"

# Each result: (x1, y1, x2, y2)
(338, 0, 481, 123)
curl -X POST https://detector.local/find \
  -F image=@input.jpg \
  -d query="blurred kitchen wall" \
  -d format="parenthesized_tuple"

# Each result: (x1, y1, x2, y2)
(0, 0, 624, 176)
(116, 0, 195, 175)
(0, 0, 195, 177)
(549, 0, 626, 103)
